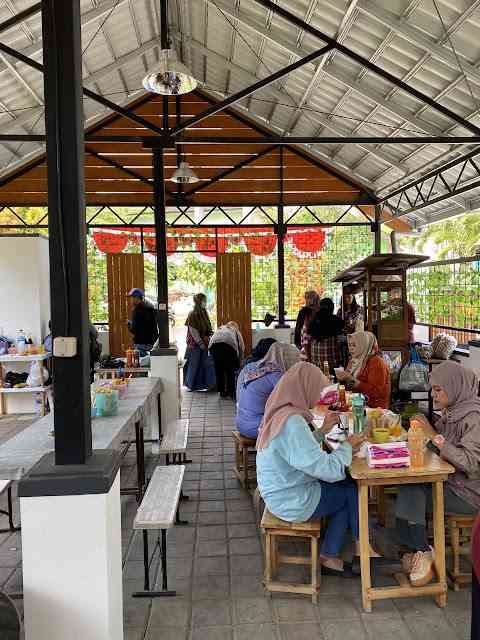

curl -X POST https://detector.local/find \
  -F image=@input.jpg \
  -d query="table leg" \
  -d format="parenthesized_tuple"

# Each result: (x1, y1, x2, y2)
(359, 482, 372, 613)
(432, 480, 447, 608)
(135, 421, 146, 502)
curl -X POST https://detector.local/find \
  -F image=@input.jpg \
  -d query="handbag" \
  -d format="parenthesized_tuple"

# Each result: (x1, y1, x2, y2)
(399, 346, 430, 392)
(431, 333, 457, 360)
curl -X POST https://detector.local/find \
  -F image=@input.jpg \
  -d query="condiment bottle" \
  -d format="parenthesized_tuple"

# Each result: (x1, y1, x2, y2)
(338, 385, 347, 412)
(408, 419, 425, 468)
(133, 349, 140, 368)
(126, 349, 134, 368)
(323, 361, 330, 379)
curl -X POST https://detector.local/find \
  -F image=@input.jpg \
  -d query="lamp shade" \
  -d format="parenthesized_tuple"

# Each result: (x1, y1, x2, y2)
(143, 49, 197, 95)
(171, 161, 199, 184)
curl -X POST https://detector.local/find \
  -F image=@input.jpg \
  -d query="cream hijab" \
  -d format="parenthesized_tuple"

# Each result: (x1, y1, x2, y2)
(348, 331, 378, 379)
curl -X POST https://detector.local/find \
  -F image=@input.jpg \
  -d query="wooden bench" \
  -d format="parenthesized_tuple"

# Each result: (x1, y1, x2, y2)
(446, 513, 475, 591)
(261, 508, 322, 603)
(132, 465, 186, 598)
(0, 481, 19, 534)
(159, 419, 190, 465)
(232, 431, 257, 490)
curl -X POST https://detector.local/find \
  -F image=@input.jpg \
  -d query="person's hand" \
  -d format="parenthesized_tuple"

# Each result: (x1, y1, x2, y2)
(412, 413, 431, 428)
(336, 370, 353, 382)
(321, 411, 340, 434)
(432, 434, 446, 450)
(346, 433, 366, 452)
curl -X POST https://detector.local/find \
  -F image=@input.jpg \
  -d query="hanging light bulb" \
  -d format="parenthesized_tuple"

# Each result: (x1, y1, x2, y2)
(143, 49, 197, 96)
(171, 161, 199, 184)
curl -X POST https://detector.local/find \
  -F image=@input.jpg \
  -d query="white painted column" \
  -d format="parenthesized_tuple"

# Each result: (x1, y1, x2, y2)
(20, 472, 123, 640)
(150, 347, 180, 453)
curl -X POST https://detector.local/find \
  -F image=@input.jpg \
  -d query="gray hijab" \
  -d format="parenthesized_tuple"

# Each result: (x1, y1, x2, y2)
(430, 361, 480, 422)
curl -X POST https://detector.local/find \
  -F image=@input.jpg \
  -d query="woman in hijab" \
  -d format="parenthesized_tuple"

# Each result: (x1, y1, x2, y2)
(393, 362, 480, 589)
(294, 290, 320, 349)
(245, 338, 277, 365)
(236, 343, 302, 439)
(183, 293, 216, 392)
(336, 331, 391, 409)
(209, 321, 245, 398)
(257, 362, 373, 575)
(306, 298, 344, 375)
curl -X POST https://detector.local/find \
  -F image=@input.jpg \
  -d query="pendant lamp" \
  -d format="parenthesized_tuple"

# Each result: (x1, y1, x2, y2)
(171, 161, 199, 184)
(143, 48, 197, 95)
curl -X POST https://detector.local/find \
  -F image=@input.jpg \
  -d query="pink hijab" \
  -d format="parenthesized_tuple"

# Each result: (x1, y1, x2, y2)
(256, 361, 330, 450)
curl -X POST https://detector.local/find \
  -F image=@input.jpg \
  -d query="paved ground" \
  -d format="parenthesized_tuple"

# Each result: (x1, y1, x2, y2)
(0, 396, 473, 639)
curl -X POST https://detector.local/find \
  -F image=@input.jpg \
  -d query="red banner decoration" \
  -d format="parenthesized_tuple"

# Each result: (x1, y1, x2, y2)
(144, 236, 178, 254)
(93, 231, 128, 254)
(244, 233, 277, 256)
(289, 228, 327, 255)
(196, 233, 229, 256)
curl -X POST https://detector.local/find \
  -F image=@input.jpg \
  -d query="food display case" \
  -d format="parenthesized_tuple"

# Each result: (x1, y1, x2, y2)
(333, 253, 428, 359)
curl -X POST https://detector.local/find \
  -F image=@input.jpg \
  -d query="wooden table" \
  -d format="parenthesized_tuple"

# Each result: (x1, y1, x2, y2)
(350, 451, 455, 612)
(96, 367, 150, 379)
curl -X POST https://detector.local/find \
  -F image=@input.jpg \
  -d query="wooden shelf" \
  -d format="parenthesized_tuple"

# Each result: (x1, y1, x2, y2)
(0, 353, 51, 363)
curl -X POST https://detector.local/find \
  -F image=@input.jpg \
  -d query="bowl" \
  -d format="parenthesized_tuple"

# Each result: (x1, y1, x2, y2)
(373, 428, 390, 444)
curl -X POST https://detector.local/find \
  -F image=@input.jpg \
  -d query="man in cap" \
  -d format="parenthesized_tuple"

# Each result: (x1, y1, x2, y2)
(127, 288, 159, 355)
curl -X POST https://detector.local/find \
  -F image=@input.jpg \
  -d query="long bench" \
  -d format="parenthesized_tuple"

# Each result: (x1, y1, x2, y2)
(159, 419, 191, 465)
(132, 465, 186, 598)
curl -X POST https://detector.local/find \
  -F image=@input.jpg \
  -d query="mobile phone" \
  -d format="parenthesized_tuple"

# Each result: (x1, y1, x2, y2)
(426, 440, 440, 456)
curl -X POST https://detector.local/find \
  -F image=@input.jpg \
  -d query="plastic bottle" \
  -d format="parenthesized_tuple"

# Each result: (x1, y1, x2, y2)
(352, 393, 366, 433)
(408, 419, 425, 468)
(338, 385, 347, 411)
(16, 330, 26, 355)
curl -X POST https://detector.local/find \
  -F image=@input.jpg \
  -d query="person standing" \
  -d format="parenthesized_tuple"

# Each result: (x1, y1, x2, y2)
(307, 298, 344, 374)
(337, 289, 363, 335)
(183, 293, 216, 392)
(294, 290, 321, 349)
(127, 288, 159, 355)
(209, 322, 245, 398)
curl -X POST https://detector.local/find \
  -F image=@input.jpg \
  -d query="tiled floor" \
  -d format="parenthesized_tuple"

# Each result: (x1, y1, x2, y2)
(0, 397, 473, 639)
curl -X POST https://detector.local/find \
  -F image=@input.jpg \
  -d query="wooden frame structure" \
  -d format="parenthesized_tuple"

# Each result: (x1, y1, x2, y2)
(333, 253, 428, 356)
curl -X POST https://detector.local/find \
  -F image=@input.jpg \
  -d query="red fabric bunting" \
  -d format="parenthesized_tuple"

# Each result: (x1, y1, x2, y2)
(289, 228, 326, 255)
(144, 236, 178, 254)
(93, 231, 128, 254)
(244, 233, 277, 256)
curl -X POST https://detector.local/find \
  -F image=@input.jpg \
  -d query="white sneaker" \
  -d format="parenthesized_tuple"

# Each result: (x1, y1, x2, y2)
(409, 547, 435, 587)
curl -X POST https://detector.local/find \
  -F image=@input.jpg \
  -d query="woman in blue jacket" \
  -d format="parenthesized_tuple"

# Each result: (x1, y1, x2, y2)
(257, 362, 376, 575)
(236, 343, 302, 439)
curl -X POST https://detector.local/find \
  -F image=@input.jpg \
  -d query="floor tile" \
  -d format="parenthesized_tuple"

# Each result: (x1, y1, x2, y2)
(405, 615, 457, 640)
(229, 537, 262, 555)
(192, 598, 232, 627)
(234, 623, 280, 640)
(230, 554, 264, 575)
(197, 539, 228, 557)
(363, 617, 413, 640)
(317, 595, 360, 620)
(273, 598, 318, 622)
(197, 525, 227, 541)
(193, 574, 231, 600)
(321, 619, 367, 640)
(195, 555, 229, 576)
(145, 627, 187, 640)
(231, 573, 266, 598)
(191, 626, 233, 640)
(198, 511, 226, 525)
(278, 622, 324, 640)
(234, 597, 273, 624)
(228, 524, 259, 539)
(149, 598, 191, 627)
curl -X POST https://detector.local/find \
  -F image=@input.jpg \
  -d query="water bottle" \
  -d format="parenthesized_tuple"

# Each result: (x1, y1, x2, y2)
(16, 330, 26, 355)
(352, 393, 366, 433)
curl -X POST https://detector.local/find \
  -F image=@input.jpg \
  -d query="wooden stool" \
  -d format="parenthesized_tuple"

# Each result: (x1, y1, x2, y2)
(446, 513, 475, 591)
(261, 509, 322, 603)
(232, 431, 257, 490)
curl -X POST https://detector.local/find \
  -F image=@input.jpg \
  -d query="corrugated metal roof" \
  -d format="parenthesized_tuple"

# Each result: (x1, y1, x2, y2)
(1, 0, 480, 225)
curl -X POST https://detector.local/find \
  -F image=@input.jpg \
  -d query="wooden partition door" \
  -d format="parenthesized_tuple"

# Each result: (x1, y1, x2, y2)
(106, 253, 145, 356)
(216, 253, 252, 354)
